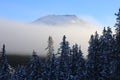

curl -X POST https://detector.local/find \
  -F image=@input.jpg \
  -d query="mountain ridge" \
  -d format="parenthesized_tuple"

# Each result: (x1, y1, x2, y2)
(32, 15, 86, 25)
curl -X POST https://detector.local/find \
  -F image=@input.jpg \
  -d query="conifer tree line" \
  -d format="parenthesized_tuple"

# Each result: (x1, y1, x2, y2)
(0, 9, 120, 80)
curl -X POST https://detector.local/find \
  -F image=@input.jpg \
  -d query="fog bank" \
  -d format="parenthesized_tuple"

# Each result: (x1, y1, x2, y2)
(0, 19, 102, 56)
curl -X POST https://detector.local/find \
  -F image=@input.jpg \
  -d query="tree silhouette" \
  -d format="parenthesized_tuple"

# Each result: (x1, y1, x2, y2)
(0, 44, 11, 80)
(45, 36, 54, 62)
(114, 8, 120, 80)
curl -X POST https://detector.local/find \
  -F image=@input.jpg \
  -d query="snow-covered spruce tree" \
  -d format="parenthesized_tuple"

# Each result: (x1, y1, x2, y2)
(76, 45, 86, 79)
(115, 9, 120, 45)
(47, 53, 59, 80)
(114, 8, 120, 80)
(0, 44, 11, 80)
(99, 27, 117, 79)
(45, 36, 60, 79)
(57, 35, 71, 80)
(86, 32, 101, 80)
(11, 65, 27, 80)
(45, 36, 54, 62)
(26, 51, 44, 80)
(70, 44, 85, 79)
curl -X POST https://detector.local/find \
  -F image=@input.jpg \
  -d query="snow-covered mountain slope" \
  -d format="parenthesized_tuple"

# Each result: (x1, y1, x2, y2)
(32, 15, 86, 25)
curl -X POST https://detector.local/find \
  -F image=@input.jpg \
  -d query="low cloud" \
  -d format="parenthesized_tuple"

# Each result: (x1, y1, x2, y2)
(0, 19, 102, 56)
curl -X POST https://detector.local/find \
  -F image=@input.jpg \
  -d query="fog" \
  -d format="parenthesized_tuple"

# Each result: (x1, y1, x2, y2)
(0, 19, 102, 56)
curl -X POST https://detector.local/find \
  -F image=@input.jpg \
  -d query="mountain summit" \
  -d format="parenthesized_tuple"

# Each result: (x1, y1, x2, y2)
(32, 15, 85, 25)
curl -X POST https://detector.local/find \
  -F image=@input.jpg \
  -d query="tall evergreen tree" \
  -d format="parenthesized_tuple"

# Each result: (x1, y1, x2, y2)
(99, 27, 116, 79)
(115, 9, 120, 44)
(48, 54, 59, 80)
(58, 35, 71, 57)
(27, 51, 43, 80)
(45, 36, 54, 62)
(70, 44, 85, 79)
(58, 35, 71, 80)
(0, 44, 11, 80)
(114, 8, 120, 80)
(87, 32, 101, 80)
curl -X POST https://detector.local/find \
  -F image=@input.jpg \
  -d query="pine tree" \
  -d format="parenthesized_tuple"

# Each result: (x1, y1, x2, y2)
(0, 44, 11, 80)
(87, 32, 101, 80)
(48, 54, 59, 80)
(77, 46, 86, 79)
(114, 8, 120, 80)
(99, 27, 116, 79)
(58, 35, 71, 57)
(58, 35, 71, 80)
(115, 9, 120, 44)
(45, 36, 54, 62)
(11, 65, 27, 80)
(70, 44, 85, 79)
(27, 51, 43, 80)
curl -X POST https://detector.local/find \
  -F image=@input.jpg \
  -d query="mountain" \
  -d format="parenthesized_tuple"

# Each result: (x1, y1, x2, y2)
(32, 15, 86, 25)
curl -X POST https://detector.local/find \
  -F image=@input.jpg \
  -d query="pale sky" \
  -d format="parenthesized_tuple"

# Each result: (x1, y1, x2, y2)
(0, 0, 120, 26)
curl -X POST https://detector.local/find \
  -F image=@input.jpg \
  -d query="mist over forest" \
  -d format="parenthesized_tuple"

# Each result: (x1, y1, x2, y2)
(0, 17, 102, 56)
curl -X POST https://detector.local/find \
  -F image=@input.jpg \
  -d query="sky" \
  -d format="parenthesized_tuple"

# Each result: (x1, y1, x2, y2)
(0, 0, 120, 26)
